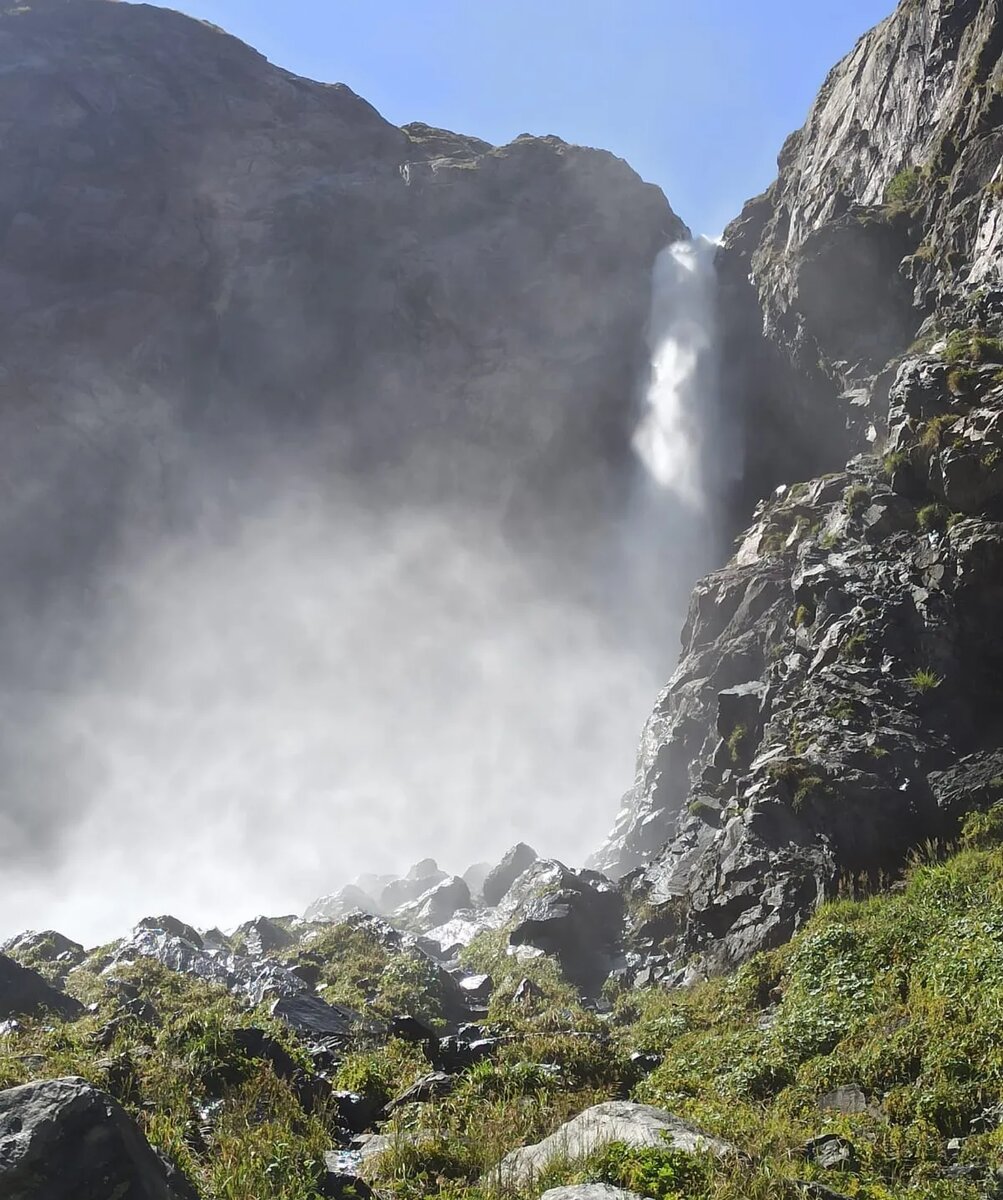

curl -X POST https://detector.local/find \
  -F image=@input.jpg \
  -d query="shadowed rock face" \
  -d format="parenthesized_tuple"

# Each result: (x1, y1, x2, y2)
(0, 1076, 199, 1200)
(593, 0, 1003, 973)
(0, 0, 681, 567)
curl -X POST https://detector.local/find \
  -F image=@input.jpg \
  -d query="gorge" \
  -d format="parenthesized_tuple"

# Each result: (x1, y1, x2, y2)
(1, 1, 1003, 1198)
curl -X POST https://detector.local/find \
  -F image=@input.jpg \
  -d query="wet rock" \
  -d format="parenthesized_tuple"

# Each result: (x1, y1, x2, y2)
(498, 1101, 735, 1185)
(331, 1091, 382, 1136)
(320, 1155, 375, 1199)
(381, 861, 448, 911)
(457, 973, 493, 1003)
(540, 1189, 646, 1200)
(305, 886, 383, 923)
(423, 915, 491, 959)
(482, 843, 538, 906)
(234, 916, 294, 957)
(383, 1071, 455, 1113)
(231, 1027, 329, 1112)
(1, 931, 85, 985)
(803, 1134, 857, 1171)
(391, 876, 471, 932)
(270, 994, 362, 1042)
(0, 1076, 199, 1199)
(0, 954, 83, 1021)
(507, 862, 624, 990)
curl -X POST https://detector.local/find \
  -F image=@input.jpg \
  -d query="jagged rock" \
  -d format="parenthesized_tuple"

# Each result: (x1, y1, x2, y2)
(230, 1027, 329, 1112)
(803, 1134, 857, 1171)
(817, 1083, 868, 1115)
(108, 916, 310, 1006)
(233, 917, 294, 957)
(383, 1071, 455, 1113)
(422, 915, 492, 959)
(331, 1092, 382, 1136)
(270, 994, 362, 1042)
(457, 973, 493, 1003)
(930, 750, 1003, 825)
(1, 931, 85, 984)
(136, 916, 203, 946)
(481, 843, 539, 906)
(0, 954, 83, 1021)
(320, 1155, 375, 1199)
(506, 860, 624, 990)
(381, 862, 449, 912)
(390, 876, 472, 932)
(718, 0, 1003, 509)
(540, 1189, 646, 1200)
(0, 1076, 198, 1199)
(461, 861, 493, 901)
(305, 886, 383, 923)
(497, 1101, 735, 1185)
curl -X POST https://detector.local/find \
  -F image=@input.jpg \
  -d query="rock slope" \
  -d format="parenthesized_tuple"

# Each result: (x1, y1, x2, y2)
(595, 0, 1003, 977)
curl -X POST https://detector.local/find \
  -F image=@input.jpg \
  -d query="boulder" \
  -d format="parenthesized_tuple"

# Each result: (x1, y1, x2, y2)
(305, 886, 382, 923)
(233, 916, 294, 957)
(481, 843, 538, 906)
(0, 954, 83, 1021)
(461, 861, 493, 901)
(320, 1154, 375, 1199)
(270, 994, 362, 1042)
(540, 1189, 646, 1200)
(383, 1071, 455, 1113)
(506, 862, 624, 990)
(498, 1101, 736, 1185)
(390, 876, 471, 932)
(380, 862, 448, 912)
(0, 1076, 198, 1199)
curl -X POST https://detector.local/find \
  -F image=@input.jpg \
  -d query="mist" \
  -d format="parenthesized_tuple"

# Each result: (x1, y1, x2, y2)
(0, 239, 721, 946)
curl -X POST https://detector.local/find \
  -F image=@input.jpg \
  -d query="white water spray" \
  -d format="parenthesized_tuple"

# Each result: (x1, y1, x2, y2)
(632, 237, 720, 507)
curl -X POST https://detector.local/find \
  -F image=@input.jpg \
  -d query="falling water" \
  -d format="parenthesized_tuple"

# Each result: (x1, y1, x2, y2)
(632, 237, 720, 508)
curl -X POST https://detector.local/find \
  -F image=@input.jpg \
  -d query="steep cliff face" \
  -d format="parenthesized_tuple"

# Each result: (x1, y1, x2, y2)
(0, 0, 680, 606)
(718, 0, 1003, 512)
(597, 0, 1003, 976)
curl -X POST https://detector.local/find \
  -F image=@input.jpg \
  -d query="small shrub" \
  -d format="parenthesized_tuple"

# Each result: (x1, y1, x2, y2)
(920, 413, 960, 448)
(917, 503, 948, 532)
(793, 603, 813, 629)
(885, 166, 923, 209)
(908, 667, 943, 692)
(844, 483, 872, 517)
(726, 723, 750, 765)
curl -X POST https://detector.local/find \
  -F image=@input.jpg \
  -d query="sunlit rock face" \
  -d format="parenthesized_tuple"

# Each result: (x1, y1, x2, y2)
(717, 0, 1003, 516)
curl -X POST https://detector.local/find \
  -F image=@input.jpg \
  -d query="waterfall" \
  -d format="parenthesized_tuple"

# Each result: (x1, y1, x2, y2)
(632, 237, 720, 508)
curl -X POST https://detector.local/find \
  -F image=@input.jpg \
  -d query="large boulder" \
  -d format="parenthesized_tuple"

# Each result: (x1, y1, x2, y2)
(505, 861, 624, 991)
(0, 954, 83, 1021)
(497, 1101, 735, 1185)
(481, 843, 538, 906)
(389, 876, 472, 933)
(0, 1076, 199, 1199)
(305, 886, 383, 923)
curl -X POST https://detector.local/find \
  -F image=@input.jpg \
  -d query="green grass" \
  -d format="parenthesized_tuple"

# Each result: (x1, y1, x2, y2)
(844, 484, 872, 518)
(12, 826, 1003, 1198)
(908, 668, 943, 693)
(885, 166, 924, 210)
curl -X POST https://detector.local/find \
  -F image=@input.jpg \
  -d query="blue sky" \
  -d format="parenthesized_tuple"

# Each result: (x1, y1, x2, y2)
(147, 0, 895, 235)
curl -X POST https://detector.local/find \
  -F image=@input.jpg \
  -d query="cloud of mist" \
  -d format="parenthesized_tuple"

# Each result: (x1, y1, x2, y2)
(0, 238, 723, 948)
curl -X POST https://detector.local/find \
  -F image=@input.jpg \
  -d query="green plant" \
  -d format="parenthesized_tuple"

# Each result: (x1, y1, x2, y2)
(793, 603, 813, 629)
(944, 328, 1003, 365)
(885, 166, 923, 209)
(908, 667, 943, 693)
(844, 483, 872, 517)
(916, 503, 948, 533)
(726, 723, 750, 765)
(919, 413, 960, 449)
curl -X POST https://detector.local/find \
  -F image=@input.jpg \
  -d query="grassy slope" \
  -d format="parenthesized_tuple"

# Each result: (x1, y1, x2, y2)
(5, 808, 1003, 1199)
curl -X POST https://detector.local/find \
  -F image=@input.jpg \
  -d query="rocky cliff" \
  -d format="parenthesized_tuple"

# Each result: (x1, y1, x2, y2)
(0, 0, 680, 624)
(597, 0, 1003, 978)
